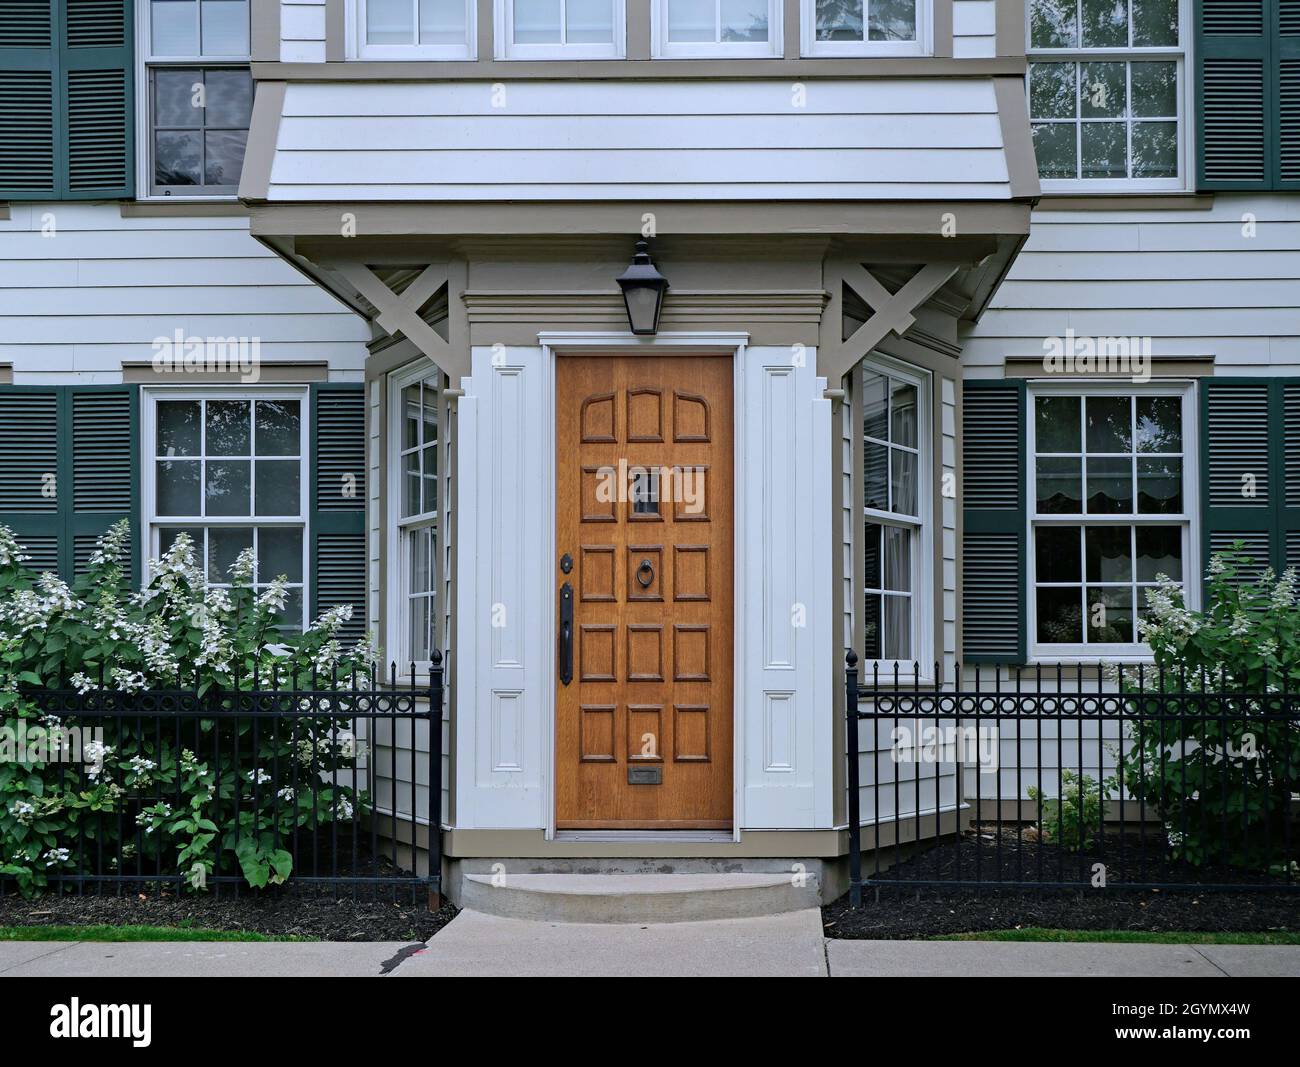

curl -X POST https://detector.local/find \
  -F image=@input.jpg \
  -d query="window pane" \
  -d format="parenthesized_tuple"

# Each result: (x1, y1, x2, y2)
(259, 527, 304, 583)
(667, 0, 713, 41)
(1037, 456, 1082, 513)
(1035, 525, 1081, 582)
(421, 381, 438, 448)
(862, 368, 888, 441)
(410, 527, 434, 593)
(206, 399, 250, 455)
(720, 0, 768, 41)
(204, 129, 246, 186)
(422, 445, 438, 514)
(158, 400, 201, 456)
(1030, 62, 1076, 120)
(208, 525, 253, 581)
(883, 524, 910, 592)
(254, 460, 300, 515)
(401, 383, 421, 450)
(157, 460, 201, 515)
(514, 0, 561, 42)
(1037, 586, 1083, 643)
(1029, 0, 1077, 47)
(410, 596, 432, 662)
(159, 525, 204, 558)
(279, 588, 304, 634)
(890, 449, 917, 516)
(203, 69, 253, 127)
(152, 0, 198, 54)
(1135, 396, 1181, 453)
(863, 522, 881, 589)
(1036, 395, 1081, 452)
(890, 380, 917, 447)
(156, 130, 202, 185)
(816, 0, 863, 41)
(1137, 456, 1182, 513)
(402, 450, 421, 518)
(1131, 0, 1177, 45)
(1131, 62, 1177, 118)
(1033, 123, 1077, 179)
(1085, 525, 1132, 582)
(200, 0, 248, 55)
(1081, 121, 1126, 179)
(254, 400, 300, 456)
(1132, 121, 1177, 178)
(1081, 62, 1125, 119)
(1085, 395, 1131, 452)
(868, 0, 915, 41)
(154, 69, 203, 126)
(1081, 0, 1127, 47)
(206, 460, 251, 515)
(1086, 455, 1133, 513)
(1136, 525, 1181, 582)
(863, 593, 882, 658)
(864, 440, 888, 511)
(883, 595, 911, 659)
(368, 0, 414, 43)
(566, 0, 613, 43)
(421, 0, 467, 43)
(1087, 585, 1134, 642)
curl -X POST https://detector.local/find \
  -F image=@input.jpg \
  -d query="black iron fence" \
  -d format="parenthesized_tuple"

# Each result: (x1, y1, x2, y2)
(845, 650, 1300, 905)
(2, 655, 443, 906)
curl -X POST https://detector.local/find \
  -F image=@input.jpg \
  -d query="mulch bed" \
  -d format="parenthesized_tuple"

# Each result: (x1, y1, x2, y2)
(823, 825, 1299, 939)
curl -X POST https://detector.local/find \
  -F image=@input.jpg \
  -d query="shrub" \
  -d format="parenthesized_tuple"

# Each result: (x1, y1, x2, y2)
(1028, 771, 1105, 853)
(0, 521, 376, 896)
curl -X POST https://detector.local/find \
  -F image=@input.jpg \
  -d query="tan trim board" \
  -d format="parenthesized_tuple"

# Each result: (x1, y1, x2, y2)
(782, 0, 799, 59)
(933, 0, 953, 58)
(252, 55, 1028, 78)
(1038, 194, 1216, 212)
(327, 0, 346, 61)
(995, 0, 1025, 57)
(994, 75, 1041, 200)
(239, 80, 287, 202)
(120, 200, 249, 217)
(0, 204, 10, 221)
(121, 360, 330, 383)
(0, 364, 13, 385)
(1002, 356, 1215, 379)
(442, 828, 851, 858)
(251, 0, 280, 62)
(251, 201, 1034, 238)
(627, 0, 651, 58)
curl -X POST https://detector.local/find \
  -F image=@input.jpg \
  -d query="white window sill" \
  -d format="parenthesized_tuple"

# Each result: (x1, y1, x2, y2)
(496, 46, 624, 60)
(652, 44, 780, 59)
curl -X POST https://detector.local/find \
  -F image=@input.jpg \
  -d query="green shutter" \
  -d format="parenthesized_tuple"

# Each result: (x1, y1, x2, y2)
(961, 379, 1026, 664)
(310, 383, 367, 644)
(1200, 377, 1298, 589)
(0, 0, 132, 201)
(1197, 0, 1300, 190)
(0, 384, 139, 584)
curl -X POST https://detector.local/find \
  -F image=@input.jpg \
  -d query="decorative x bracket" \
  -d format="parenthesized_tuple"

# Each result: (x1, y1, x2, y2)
(328, 261, 452, 364)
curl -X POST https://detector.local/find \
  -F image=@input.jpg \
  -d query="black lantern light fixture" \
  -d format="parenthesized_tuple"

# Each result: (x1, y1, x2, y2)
(616, 239, 669, 335)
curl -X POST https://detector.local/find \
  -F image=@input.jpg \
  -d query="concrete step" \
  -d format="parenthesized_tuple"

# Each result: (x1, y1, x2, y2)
(460, 872, 817, 924)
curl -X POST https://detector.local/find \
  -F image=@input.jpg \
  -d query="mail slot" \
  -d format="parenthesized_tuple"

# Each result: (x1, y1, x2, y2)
(627, 766, 662, 785)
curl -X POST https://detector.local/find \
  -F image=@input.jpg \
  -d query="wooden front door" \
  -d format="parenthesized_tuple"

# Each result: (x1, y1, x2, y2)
(555, 354, 733, 829)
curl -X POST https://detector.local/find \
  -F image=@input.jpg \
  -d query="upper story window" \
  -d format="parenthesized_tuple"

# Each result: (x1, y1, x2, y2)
(142, 0, 252, 197)
(803, 0, 928, 57)
(353, 0, 475, 58)
(1027, 0, 1188, 191)
(497, 0, 624, 58)
(654, 0, 781, 57)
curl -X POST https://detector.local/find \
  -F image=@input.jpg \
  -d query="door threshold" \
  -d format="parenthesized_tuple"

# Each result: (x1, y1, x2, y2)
(553, 830, 736, 844)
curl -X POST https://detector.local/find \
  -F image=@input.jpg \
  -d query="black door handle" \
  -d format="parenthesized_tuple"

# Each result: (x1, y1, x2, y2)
(636, 558, 655, 588)
(559, 581, 573, 686)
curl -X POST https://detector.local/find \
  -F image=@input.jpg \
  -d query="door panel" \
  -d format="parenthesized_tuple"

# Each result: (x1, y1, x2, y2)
(555, 355, 733, 829)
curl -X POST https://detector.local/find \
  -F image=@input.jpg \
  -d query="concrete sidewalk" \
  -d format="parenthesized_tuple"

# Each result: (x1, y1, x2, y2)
(1, 913, 1297, 977)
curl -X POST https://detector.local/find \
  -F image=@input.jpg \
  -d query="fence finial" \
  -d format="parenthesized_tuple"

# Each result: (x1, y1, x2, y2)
(845, 647, 858, 668)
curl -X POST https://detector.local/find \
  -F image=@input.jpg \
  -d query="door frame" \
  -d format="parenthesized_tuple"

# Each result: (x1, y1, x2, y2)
(538, 331, 750, 841)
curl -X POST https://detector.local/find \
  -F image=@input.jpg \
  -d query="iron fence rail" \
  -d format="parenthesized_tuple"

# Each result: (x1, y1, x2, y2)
(2, 654, 443, 906)
(845, 650, 1300, 905)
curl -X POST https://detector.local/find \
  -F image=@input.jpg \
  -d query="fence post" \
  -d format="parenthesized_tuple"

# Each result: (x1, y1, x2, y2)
(428, 649, 444, 911)
(845, 648, 862, 907)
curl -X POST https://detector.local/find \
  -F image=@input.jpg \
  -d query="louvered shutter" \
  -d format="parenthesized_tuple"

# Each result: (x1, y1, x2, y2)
(0, 2, 58, 198)
(961, 380, 1026, 664)
(310, 383, 367, 644)
(0, 385, 138, 584)
(1197, 0, 1300, 190)
(1200, 378, 1297, 586)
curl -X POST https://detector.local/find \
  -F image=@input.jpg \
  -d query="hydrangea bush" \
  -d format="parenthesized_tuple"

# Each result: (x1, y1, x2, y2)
(0, 520, 376, 896)
(1119, 546, 1300, 873)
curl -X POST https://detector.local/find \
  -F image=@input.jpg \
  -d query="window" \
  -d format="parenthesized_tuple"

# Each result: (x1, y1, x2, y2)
(141, 0, 252, 197)
(353, 0, 475, 58)
(497, 0, 623, 58)
(654, 0, 781, 57)
(1029, 386, 1195, 657)
(390, 368, 441, 666)
(802, 0, 928, 57)
(859, 359, 928, 669)
(147, 392, 309, 632)
(1027, 0, 1188, 191)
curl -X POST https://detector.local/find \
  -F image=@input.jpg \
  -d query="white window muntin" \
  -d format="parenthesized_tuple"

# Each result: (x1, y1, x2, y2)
(142, 387, 310, 631)
(1027, 381, 1198, 662)
(801, 0, 930, 58)
(1027, 0, 1192, 192)
(496, 0, 625, 58)
(351, 0, 476, 59)
(652, 0, 782, 58)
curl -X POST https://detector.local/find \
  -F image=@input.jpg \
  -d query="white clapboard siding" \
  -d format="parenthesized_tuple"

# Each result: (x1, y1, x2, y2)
(0, 202, 369, 379)
(856, 714, 960, 821)
(281, 0, 327, 63)
(268, 79, 1015, 201)
(952, 0, 997, 59)
(963, 194, 1300, 375)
